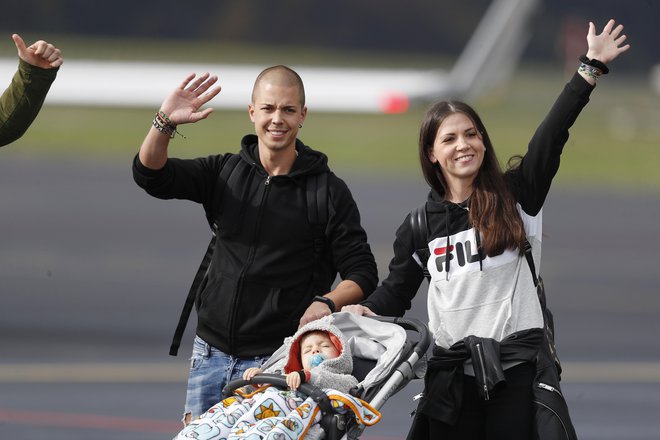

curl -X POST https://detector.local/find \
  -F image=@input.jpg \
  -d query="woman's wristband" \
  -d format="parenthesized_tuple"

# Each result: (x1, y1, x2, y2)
(579, 54, 609, 75)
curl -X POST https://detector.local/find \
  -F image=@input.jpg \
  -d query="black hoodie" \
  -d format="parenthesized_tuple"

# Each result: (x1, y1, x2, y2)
(133, 135, 377, 356)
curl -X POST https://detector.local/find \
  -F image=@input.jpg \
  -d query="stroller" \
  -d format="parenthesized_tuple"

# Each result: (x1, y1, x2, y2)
(222, 312, 431, 440)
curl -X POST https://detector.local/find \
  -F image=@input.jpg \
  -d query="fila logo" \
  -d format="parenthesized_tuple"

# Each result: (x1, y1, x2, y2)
(433, 239, 481, 273)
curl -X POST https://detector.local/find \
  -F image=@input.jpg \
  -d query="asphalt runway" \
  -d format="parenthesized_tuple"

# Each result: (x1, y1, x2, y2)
(1, 154, 660, 439)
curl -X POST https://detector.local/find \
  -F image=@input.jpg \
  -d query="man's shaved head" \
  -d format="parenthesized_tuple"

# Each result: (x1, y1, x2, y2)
(252, 65, 306, 107)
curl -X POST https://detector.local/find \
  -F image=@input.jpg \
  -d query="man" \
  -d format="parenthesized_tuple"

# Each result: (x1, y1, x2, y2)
(1, 34, 63, 147)
(132, 66, 378, 424)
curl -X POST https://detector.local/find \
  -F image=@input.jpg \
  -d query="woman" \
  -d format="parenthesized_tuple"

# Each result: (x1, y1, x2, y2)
(343, 19, 629, 439)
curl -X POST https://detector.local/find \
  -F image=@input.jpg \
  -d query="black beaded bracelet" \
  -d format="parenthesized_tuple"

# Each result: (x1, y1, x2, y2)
(579, 55, 609, 75)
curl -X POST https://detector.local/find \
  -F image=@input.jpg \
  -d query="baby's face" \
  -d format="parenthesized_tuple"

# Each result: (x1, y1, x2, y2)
(299, 332, 339, 370)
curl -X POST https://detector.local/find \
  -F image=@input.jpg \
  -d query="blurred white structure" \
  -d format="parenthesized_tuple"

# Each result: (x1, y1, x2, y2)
(0, 0, 540, 113)
(651, 64, 660, 96)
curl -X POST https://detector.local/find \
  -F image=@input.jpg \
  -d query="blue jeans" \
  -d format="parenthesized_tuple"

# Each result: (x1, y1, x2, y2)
(184, 335, 268, 420)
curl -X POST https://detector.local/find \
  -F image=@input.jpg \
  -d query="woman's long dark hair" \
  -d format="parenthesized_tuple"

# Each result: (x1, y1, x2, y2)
(418, 100, 525, 256)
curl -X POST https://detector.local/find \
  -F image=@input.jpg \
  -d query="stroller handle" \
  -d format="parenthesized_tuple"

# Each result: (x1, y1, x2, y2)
(222, 373, 334, 414)
(370, 315, 432, 358)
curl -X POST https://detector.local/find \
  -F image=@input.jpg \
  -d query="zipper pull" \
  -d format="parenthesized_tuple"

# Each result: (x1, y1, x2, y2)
(537, 382, 562, 395)
(265, 176, 272, 186)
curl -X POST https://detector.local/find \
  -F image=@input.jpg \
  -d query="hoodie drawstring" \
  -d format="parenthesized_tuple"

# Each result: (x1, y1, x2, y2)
(474, 227, 484, 272)
(444, 204, 450, 280)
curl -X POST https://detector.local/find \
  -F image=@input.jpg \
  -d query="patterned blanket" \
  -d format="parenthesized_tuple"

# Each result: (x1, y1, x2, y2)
(175, 385, 381, 440)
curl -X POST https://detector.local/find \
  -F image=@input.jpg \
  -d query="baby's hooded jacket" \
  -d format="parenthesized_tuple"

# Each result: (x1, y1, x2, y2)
(274, 315, 358, 393)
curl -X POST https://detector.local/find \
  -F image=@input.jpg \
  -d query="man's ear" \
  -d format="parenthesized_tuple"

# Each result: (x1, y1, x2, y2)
(300, 106, 308, 124)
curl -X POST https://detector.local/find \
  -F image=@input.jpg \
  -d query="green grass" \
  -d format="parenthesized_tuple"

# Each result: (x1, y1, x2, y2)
(3, 36, 659, 191)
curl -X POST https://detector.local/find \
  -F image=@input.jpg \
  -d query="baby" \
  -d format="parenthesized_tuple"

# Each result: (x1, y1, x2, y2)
(244, 315, 358, 393)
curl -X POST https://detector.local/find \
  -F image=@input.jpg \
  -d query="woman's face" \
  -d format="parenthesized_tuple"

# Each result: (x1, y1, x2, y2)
(427, 112, 485, 191)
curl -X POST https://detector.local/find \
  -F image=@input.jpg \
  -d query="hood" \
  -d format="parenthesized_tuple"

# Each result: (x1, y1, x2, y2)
(282, 315, 353, 376)
(240, 135, 330, 181)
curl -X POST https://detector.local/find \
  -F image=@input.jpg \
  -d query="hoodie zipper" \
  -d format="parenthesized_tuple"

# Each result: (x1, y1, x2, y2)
(227, 175, 272, 353)
(475, 343, 489, 400)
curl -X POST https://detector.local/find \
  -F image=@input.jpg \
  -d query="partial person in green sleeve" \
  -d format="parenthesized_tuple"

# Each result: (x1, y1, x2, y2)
(0, 34, 63, 147)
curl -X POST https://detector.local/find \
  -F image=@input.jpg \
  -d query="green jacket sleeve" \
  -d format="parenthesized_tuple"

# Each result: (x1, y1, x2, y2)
(0, 59, 59, 147)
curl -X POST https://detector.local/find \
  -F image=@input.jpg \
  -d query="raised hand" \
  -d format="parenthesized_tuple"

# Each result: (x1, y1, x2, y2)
(160, 73, 222, 125)
(13, 34, 63, 69)
(586, 19, 630, 64)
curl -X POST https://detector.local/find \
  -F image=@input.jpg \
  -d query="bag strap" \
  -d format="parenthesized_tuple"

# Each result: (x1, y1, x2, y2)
(306, 171, 329, 294)
(169, 230, 216, 356)
(523, 239, 539, 287)
(523, 238, 550, 312)
(409, 202, 431, 280)
(169, 154, 244, 356)
(523, 238, 561, 370)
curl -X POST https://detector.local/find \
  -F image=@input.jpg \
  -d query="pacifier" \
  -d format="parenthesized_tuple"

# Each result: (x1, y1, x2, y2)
(309, 353, 327, 368)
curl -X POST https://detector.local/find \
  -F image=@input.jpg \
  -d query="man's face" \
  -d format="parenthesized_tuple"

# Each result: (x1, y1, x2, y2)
(299, 331, 339, 370)
(249, 82, 307, 154)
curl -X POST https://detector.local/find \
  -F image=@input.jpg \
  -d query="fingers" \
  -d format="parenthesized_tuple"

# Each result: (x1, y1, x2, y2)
(243, 367, 262, 380)
(13, 35, 63, 68)
(602, 18, 616, 34)
(341, 304, 377, 316)
(609, 23, 625, 40)
(12, 34, 26, 53)
(179, 72, 221, 103)
(34, 44, 64, 67)
(178, 72, 198, 90)
(587, 22, 595, 39)
(286, 374, 300, 390)
(188, 107, 216, 124)
(185, 72, 212, 93)
(197, 84, 222, 106)
(181, 72, 219, 99)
